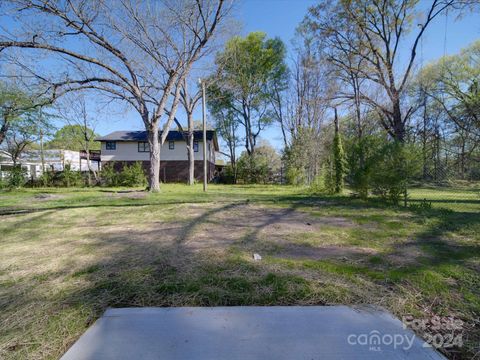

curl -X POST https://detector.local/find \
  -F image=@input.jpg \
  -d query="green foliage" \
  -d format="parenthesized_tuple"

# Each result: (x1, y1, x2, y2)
(208, 32, 288, 157)
(413, 40, 480, 181)
(101, 162, 120, 186)
(345, 135, 384, 199)
(6, 166, 27, 189)
(39, 169, 55, 187)
(237, 143, 281, 184)
(1, 82, 52, 159)
(345, 133, 422, 204)
(370, 142, 422, 205)
(119, 162, 147, 187)
(60, 163, 83, 187)
(323, 159, 336, 194)
(237, 154, 268, 184)
(309, 160, 339, 195)
(101, 162, 146, 187)
(216, 32, 288, 99)
(409, 198, 433, 212)
(418, 40, 480, 128)
(0, 83, 37, 126)
(285, 165, 305, 186)
(332, 124, 346, 193)
(217, 164, 236, 184)
(47, 124, 99, 150)
(308, 171, 328, 194)
(284, 128, 323, 186)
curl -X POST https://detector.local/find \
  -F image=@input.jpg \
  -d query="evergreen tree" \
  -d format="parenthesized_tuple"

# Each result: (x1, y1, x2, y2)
(332, 109, 346, 193)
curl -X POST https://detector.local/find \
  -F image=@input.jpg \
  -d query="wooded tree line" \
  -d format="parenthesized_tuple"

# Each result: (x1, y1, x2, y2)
(207, 0, 479, 201)
(1, 0, 479, 195)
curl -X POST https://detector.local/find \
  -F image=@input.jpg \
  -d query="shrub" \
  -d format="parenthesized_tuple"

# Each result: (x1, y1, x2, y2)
(285, 165, 304, 186)
(283, 127, 323, 186)
(0, 176, 7, 189)
(101, 162, 120, 186)
(345, 134, 422, 205)
(119, 162, 146, 187)
(345, 135, 383, 199)
(60, 163, 83, 187)
(236, 143, 281, 184)
(309, 172, 327, 194)
(217, 164, 236, 184)
(7, 166, 27, 189)
(370, 142, 421, 205)
(39, 169, 55, 187)
(101, 162, 146, 187)
(409, 198, 432, 211)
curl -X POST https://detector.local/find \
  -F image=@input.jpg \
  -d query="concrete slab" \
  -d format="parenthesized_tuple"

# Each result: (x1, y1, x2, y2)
(62, 306, 445, 360)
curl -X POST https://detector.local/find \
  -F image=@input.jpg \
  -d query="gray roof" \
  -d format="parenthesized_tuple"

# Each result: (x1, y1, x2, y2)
(96, 131, 150, 142)
(96, 130, 218, 150)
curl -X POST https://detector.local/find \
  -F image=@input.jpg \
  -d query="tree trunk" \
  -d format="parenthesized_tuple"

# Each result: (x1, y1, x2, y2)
(84, 148, 99, 185)
(460, 135, 466, 180)
(147, 123, 161, 192)
(187, 112, 195, 185)
(279, 120, 288, 149)
(0, 119, 9, 145)
(422, 96, 428, 181)
(392, 98, 405, 142)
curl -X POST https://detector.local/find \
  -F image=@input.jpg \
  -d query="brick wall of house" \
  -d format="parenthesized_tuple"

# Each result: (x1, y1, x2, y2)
(102, 160, 216, 183)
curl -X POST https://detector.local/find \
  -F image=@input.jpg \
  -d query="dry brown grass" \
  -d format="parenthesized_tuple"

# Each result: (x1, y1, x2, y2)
(0, 186, 478, 359)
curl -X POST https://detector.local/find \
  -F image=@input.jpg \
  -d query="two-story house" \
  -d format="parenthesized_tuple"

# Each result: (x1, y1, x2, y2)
(96, 130, 218, 183)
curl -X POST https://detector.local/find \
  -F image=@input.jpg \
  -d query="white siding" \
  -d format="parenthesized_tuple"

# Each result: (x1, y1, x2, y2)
(63, 150, 81, 170)
(100, 140, 215, 163)
(1, 149, 99, 178)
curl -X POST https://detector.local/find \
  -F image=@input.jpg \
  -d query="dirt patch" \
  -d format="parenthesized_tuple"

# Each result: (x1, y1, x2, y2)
(34, 193, 65, 201)
(110, 191, 147, 199)
(386, 246, 425, 266)
(155, 203, 357, 255)
(276, 244, 377, 261)
(86, 203, 363, 262)
(212, 204, 354, 230)
(82, 203, 358, 260)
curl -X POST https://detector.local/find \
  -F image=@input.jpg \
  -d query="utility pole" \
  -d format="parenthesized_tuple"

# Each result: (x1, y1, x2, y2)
(40, 128, 45, 173)
(200, 79, 207, 192)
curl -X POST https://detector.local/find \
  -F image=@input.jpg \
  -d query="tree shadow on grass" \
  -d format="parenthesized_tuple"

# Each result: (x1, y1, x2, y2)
(387, 208, 480, 270)
(3, 196, 479, 359)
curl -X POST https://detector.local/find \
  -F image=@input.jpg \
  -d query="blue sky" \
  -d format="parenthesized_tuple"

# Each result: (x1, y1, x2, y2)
(37, 0, 480, 152)
(237, 0, 480, 151)
(1, 0, 477, 149)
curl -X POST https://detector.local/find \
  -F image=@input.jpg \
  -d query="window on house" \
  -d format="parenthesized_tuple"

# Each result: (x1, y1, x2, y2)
(168, 141, 175, 150)
(106, 141, 116, 150)
(193, 141, 199, 152)
(138, 142, 150, 152)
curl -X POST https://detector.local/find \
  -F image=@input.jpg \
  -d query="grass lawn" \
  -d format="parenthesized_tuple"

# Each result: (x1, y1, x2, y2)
(0, 184, 479, 359)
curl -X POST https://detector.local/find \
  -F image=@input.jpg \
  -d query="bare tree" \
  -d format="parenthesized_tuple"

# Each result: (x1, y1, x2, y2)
(55, 94, 100, 185)
(303, 0, 475, 142)
(213, 105, 239, 182)
(179, 79, 203, 185)
(286, 36, 332, 141)
(0, 0, 232, 191)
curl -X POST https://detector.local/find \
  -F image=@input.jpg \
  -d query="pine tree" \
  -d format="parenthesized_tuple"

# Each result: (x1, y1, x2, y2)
(333, 108, 346, 193)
